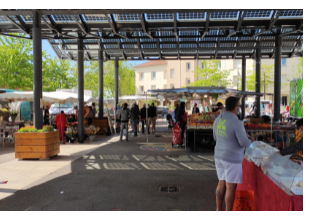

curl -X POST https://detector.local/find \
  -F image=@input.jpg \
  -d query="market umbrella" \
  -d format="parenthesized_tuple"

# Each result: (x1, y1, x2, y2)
(0, 91, 57, 103)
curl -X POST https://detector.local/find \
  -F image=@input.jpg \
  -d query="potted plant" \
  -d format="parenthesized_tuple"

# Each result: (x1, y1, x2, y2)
(65, 127, 77, 143)
(85, 125, 100, 142)
(15, 125, 60, 159)
(9, 110, 18, 122)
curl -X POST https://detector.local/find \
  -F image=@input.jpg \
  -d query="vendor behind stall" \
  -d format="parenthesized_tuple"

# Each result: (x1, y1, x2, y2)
(43, 105, 50, 125)
(192, 103, 200, 114)
(55, 111, 66, 142)
(278, 118, 303, 156)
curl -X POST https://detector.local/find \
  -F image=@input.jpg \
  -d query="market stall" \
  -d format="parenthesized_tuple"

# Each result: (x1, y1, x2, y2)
(240, 141, 303, 210)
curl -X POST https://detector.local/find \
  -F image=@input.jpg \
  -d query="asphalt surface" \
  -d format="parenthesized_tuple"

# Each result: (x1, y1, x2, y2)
(0, 123, 218, 211)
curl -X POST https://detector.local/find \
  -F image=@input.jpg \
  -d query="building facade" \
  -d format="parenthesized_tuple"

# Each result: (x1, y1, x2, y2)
(134, 58, 302, 108)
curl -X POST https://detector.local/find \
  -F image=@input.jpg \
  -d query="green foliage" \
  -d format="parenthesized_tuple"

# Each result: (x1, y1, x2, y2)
(17, 125, 54, 133)
(292, 57, 303, 78)
(238, 64, 275, 92)
(17, 126, 38, 133)
(189, 60, 232, 87)
(0, 35, 34, 90)
(70, 61, 136, 98)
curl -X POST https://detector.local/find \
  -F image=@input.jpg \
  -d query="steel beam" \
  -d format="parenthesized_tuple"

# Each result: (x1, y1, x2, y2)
(255, 46, 261, 117)
(241, 56, 246, 120)
(106, 14, 128, 39)
(114, 59, 119, 120)
(32, 11, 43, 129)
(98, 50, 104, 118)
(228, 11, 246, 37)
(139, 14, 153, 39)
(274, 36, 282, 122)
(201, 12, 211, 38)
(174, 13, 178, 39)
(252, 10, 282, 37)
(6, 15, 29, 35)
(77, 39, 84, 143)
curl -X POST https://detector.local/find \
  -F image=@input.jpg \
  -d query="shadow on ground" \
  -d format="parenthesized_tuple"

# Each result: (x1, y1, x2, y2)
(0, 124, 218, 211)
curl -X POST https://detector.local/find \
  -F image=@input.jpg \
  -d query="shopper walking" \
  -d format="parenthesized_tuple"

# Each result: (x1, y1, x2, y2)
(176, 102, 187, 147)
(148, 103, 157, 134)
(130, 103, 140, 137)
(213, 96, 254, 211)
(55, 111, 66, 143)
(140, 104, 147, 134)
(117, 103, 131, 142)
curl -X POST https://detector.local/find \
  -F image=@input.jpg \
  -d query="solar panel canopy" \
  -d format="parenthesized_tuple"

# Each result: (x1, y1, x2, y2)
(0, 9, 303, 61)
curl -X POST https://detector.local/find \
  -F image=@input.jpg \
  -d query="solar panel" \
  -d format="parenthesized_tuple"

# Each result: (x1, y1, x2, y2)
(0, 16, 10, 23)
(245, 10, 273, 18)
(179, 44, 197, 48)
(179, 30, 199, 36)
(199, 37, 216, 42)
(210, 11, 239, 19)
(178, 12, 206, 20)
(114, 14, 140, 21)
(160, 44, 177, 49)
(280, 10, 303, 17)
(161, 50, 178, 54)
(52, 15, 75, 22)
(261, 49, 273, 52)
(179, 50, 197, 53)
(220, 37, 237, 41)
(143, 51, 159, 54)
(123, 44, 138, 49)
(141, 44, 157, 49)
(21, 15, 33, 22)
(102, 39, 119, 43)
(282, 41, 296, 47)
(82, 14, 107, 22)
(220, 43, 236, 48)
(179, 38, 197, 42)
(198, 50, 215, 54)
(146, 13, 174, 21)
(200, 43, 217, 48)
(105, 45, 119, 49)
(261, 42, 274, 47)
(141, 38, 157, 43)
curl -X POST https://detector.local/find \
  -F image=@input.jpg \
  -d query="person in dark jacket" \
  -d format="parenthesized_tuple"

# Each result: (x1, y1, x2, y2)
(117, 103, 131, 142)
(140, 104, 147, 134)
(174, 103, 179, 121)
(43, 105, 50, 125)
(176, 102, 187, 146)
(130, 103, 140, 137)
(192, 103, 200, 114)
(278, 118, 303, 156)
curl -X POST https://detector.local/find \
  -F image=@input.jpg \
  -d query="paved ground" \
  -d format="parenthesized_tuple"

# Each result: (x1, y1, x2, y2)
(0, 121, 218, 211)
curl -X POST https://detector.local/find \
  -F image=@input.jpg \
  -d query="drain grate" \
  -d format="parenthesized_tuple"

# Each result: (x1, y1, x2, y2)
(159, 186, 180, 192)
(168, 155, 179, 158)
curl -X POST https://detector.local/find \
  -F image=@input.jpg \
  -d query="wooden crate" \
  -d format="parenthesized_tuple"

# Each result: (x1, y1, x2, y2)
(247, 118, 264, 124)
(15, 130, 60, 159)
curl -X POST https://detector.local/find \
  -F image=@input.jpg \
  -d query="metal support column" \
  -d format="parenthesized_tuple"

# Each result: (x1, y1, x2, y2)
(98, 50, 104, 118)
(255, 47, 261, 117)
(274, 36, 282, 122)
(241, 56, 246, 120)
(114, 59, 119, 123)
(33, 10, 42, 129)
(77, 39, 84, 143)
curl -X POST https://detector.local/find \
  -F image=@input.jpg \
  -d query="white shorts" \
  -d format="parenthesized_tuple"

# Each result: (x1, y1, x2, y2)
(215, 158, 243, 184)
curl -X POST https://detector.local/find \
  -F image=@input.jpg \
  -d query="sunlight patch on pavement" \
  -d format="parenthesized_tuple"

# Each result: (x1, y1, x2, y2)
(180, 163, 216, 170)
(103, 163, 141, 170)
(140, 162, 183, 170)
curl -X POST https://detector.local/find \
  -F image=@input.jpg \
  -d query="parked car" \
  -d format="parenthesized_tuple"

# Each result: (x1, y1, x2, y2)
(157, 106, 169, 118)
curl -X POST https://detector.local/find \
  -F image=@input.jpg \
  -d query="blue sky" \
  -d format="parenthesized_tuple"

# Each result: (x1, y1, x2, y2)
(42, 40, 147, 67)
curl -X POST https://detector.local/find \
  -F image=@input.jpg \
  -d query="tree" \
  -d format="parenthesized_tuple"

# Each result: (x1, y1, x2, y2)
(70, 60, 136, 98)
(239, 64, 274, 93)
(189, 60, 232, 87)
(42, 55, 75, 91)
(292, 57, 303, 78)
(0, 35, 34, 90)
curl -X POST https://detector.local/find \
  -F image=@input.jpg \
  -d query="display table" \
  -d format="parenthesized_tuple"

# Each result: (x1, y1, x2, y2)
(237, 158, 303, 211)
